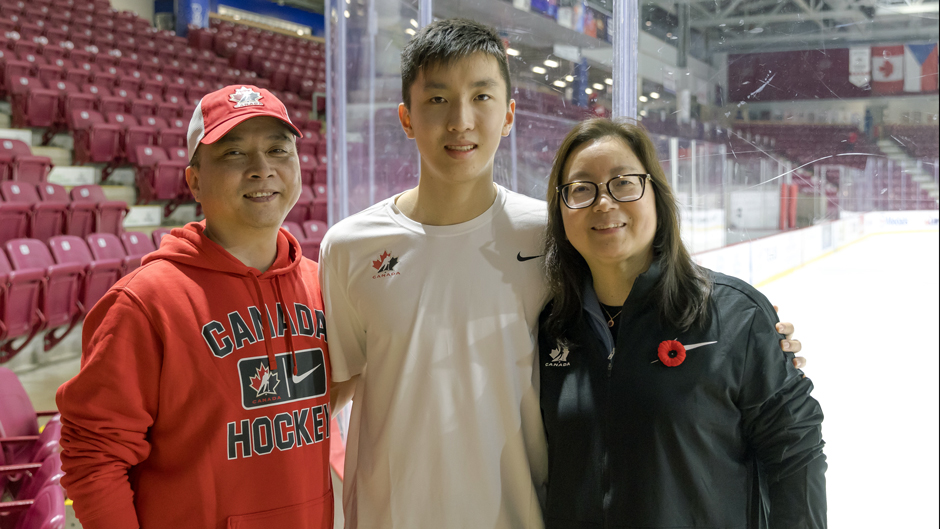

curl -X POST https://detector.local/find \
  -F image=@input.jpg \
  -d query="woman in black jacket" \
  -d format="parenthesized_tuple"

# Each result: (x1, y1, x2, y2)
(539, 118, 827, 528)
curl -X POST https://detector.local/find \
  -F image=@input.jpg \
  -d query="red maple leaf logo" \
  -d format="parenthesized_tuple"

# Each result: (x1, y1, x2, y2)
(248, 364, 279, 396)
(372, 251, 390, 270)
(879, 60, 893, 78)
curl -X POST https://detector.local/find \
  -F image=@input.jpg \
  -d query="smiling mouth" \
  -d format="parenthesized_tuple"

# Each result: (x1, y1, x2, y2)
(445, 144, 477, 152)
(593, 222, 626, 230)
(245, 191, 277, 198)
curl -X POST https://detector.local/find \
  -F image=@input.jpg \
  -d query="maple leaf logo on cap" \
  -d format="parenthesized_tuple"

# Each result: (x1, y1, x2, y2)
(230, 86, 263, 108)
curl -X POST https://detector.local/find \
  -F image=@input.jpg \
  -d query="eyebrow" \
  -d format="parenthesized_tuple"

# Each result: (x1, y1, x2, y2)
(423, 78, 501, 91)
(567, 166, 643, 181)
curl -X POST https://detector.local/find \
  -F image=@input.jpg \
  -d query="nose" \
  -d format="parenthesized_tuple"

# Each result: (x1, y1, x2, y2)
(592, 186, 617, 212)
(447, 100, 474, 132)
(246, 152, 275, 179)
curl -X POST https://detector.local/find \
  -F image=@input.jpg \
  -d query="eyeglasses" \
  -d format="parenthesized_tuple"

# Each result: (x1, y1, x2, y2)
(557, 174, 652, 209)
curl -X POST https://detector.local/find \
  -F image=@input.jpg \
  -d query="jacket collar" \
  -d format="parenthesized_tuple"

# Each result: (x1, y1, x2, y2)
(581, 259, 663, 349)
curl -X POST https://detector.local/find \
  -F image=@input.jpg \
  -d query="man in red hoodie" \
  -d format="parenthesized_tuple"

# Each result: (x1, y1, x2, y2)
(56, 86, 334, 529)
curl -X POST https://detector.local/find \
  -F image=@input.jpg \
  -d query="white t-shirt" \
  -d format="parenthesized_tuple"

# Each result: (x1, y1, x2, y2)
(319, 185, 550, 529)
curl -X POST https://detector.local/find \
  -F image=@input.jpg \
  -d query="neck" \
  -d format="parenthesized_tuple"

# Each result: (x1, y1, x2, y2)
(203, 221, 279, 273)
(396, 170, 498, 226)
(589, 253, 653, 307)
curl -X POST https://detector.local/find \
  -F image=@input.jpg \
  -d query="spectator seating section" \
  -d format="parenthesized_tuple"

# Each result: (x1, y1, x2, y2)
(135, 145, 187, 203)
(0, 250, 44, 361)
(0, 482, 66, 529)
(47, 235, 122, 313)
(120, 230, 156, 259)
(70, 184, 128, 236)
(36, 183, 98, 240)
(0, 140, 52, 184)
(0, 453, 65, 529)
(5, 238, 84, 352)
(885, 125, 939, 160)
(0, 367, 61, 469)
(87, 232, 139, 276)
(0, 188, 30, 247)
(0, 182, 67, 241)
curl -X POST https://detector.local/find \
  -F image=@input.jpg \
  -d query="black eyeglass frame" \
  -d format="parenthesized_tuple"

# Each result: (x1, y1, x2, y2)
(557, 174, 652, 209)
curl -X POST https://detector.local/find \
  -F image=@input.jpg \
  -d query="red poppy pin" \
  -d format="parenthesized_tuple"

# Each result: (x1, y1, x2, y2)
(652, 339, 717, 367)
(657, 340, 687, 367)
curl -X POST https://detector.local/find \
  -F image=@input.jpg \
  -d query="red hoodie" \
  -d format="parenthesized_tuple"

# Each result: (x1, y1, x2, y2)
(56, 222, 333, 529)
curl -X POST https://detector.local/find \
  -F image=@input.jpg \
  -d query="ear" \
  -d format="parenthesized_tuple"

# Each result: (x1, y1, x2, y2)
(398, 103, 415, 139)
(185, 166, 202, 203)
(501, 99, 516, 137)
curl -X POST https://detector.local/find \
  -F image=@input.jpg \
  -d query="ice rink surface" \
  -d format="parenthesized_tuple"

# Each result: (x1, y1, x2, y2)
(757, 230, 940, 527)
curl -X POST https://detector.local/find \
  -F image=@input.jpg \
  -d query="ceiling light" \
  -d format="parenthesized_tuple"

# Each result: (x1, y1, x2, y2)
(639, 95, 648, 102)
(645, 21, 652, 27)
(592, 83, 604, 90)
(410, 19, 418, 28)
(585, 88, 593, 95)
(605, 78, 613, 85)
(532, 66, 546, 74)
(553, 80, 566, 88)
(666, 32, 672, 38)
(506, 48, 520, 57)
(544, 59, 559, 68)
(565, 75, 574, 82)
(344, 10, 350, 18)
(639, 110, 648, 116)
(650, 91, 660, 99)
(405, 28, 416, 36)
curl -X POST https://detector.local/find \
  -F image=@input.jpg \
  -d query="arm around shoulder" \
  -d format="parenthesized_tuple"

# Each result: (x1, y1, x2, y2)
(739, 306, 827, 528)
(55, 288, 164, 529)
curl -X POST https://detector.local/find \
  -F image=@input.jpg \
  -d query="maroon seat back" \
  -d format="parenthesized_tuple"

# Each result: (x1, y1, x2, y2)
(0, 139, 52, 184)
(151, 227, 172, 248)
(120, 231, 156, 258)
(10, 482, 65, 529)
(7, 238, 83, 331)
(0, 250, 43, 357)
(87, 232, 139, 275)
(70, 185, 128, 236)
(47, 235, 121, 311)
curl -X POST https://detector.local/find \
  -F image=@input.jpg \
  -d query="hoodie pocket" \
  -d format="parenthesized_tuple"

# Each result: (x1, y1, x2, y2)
(227, 491, 333, 529)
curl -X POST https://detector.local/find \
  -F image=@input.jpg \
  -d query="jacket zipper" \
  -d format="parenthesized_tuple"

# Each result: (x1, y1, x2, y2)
(603, 346, 615, 528)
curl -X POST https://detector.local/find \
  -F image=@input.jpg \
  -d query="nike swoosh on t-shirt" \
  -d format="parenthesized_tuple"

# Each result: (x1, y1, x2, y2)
(516, 252, 541, 262)
(292, 363, 322, 384)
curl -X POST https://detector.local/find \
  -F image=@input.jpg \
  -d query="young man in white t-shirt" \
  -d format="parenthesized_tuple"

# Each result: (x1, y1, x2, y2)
(320, 18, 804, 528)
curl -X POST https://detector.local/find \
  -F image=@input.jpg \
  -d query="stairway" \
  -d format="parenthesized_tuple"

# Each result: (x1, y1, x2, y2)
(878, 139, 940, 200)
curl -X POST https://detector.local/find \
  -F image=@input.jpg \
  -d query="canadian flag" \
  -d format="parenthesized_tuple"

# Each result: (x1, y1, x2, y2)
(871, 45, 904, 95)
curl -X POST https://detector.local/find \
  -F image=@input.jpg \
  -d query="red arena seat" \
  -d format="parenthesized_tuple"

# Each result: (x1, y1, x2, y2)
(120, 230, 156, 258)
(5, 238, 84, 350)
(47, 235, 122, 312)
(0, 139, 53, 184)
(0, 252, 44, 360)
(87, 232, 139, 275)
(0, 182, 67, 241)
(70, 184, 128, 235)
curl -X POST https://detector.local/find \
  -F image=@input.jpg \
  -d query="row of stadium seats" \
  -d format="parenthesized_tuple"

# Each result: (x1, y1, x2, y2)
(0, 140, 52, 183)
(885, 125, 939, 160)
(0, 367, 65, 528)
(0, 232, 147, 356)
(0, 182, 127, 245)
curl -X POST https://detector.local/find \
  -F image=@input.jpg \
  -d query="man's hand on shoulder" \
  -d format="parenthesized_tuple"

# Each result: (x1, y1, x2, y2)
(774, 305, 805, 370)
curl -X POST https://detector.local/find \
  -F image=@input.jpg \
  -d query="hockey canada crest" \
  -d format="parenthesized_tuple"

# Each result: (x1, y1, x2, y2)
(230, 86, 263, 108)
(371, 250, 401, 279)
(547, 343, 570, 367)
(249, 363, 280, 397)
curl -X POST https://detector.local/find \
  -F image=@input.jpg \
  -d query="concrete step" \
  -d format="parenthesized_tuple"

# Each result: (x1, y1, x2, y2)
(0, 128, 32, 143)
(0, 113, 9, 129)
(31, 145, 72, 167)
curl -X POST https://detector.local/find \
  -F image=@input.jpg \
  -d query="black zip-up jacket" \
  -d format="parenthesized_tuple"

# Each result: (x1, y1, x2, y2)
(539, 262, 827, 529)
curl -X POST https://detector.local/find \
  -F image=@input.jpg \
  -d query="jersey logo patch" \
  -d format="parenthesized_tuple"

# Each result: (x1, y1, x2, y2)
(238, 349, 327, 409)
(371, 250, 401, 279)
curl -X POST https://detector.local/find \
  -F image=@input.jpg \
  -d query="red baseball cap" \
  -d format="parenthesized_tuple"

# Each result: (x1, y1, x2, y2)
(187, 85, 303, 160)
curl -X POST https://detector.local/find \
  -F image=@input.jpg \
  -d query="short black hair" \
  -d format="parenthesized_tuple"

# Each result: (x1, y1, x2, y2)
(400, 18, 512, 109)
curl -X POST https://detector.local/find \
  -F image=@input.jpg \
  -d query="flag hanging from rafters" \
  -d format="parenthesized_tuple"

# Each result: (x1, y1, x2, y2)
(903, 43, 939, 92)
(849, 47, 871, 87)
(871, 45, 905, 94)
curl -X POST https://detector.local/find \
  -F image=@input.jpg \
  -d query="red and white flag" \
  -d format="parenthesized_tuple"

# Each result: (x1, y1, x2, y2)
(871, 45, 904, 94)
(903, 43, 939, 92)
(849, 47, 871, 87)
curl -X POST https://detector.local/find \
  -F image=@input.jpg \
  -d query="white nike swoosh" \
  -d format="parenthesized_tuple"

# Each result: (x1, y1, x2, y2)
(651, 340, 718, 363)
(292, 363, 322, 384)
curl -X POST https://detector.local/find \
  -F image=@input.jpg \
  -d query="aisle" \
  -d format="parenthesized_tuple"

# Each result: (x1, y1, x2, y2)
(758, 230, 940, 528)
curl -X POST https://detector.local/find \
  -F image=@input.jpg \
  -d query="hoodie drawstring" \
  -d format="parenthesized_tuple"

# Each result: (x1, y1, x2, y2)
(274, 276, 299, 376)
(248, 274, 279, 373)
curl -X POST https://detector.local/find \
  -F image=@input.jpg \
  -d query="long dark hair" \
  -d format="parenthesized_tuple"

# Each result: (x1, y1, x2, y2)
(543, 118, 711, 341)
